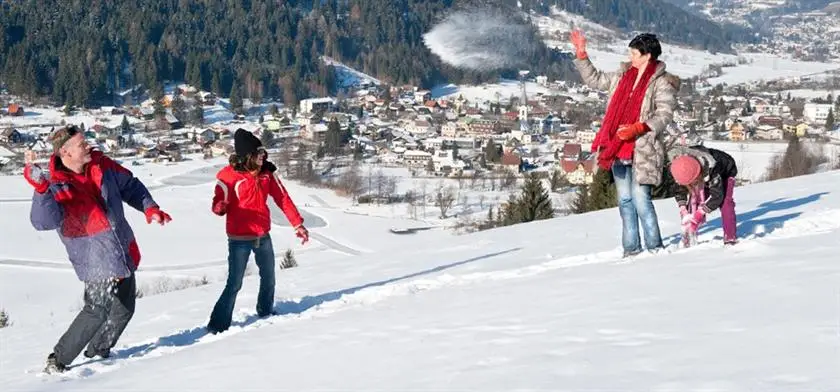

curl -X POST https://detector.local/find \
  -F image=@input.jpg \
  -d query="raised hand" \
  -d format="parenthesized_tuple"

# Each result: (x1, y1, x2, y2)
(24, 150, 36, 166)
(570, 29, 587, 58)
(23, 150, 49, 194)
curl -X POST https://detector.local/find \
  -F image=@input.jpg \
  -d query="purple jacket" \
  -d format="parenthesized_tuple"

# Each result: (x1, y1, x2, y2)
(29, 151, 158, 282)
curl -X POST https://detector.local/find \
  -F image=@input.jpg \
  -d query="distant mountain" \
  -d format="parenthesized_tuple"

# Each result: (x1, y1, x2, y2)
(508, 0, 758, 52)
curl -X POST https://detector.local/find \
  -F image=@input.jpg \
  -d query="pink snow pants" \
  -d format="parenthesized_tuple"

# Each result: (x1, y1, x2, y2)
(720, 177, 737, 242)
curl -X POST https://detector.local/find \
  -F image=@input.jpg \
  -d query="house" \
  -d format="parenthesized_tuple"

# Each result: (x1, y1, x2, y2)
(441, 122, 462, 138)
(729, 121, 747, 141)
(561, 143, 582, 160)
(7, 103, 24, 116)
(0, 129, 22, 144)
(560, 159, 595, 185)
(199, 129, 217, 144)
(576, 130, 596, 146)
(407, 120, 434, 137)
(402, 149, 432, 167)
(263, 120, 282, 132)
(803, 103, 834, 124)
(754, 125, 783, 140)
(414, 90, 432, 104)
(303, 123, 328, 143)
(783, 120, 809, 137)
(431, 149, 466, 174)
(465, 119, 496, 135)
(299, 97, 335, 114)
(757, 115, 784, 129)
(200, 92, 216, 105)
(165, 113, 183, 130)
(500, 152, 522, 173)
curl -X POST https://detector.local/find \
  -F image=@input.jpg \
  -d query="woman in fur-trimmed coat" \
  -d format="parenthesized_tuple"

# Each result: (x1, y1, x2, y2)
(570, 30, 681, 257)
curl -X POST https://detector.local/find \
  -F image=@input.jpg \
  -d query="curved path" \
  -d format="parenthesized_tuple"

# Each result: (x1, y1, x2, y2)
(0, 163, 362, 271)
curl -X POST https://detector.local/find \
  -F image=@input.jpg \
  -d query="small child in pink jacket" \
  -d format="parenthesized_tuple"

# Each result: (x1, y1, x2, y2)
(668, 145, 739, 247)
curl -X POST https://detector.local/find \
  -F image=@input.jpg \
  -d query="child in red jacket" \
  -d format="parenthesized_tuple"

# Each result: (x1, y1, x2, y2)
(207, 129, 309, 334)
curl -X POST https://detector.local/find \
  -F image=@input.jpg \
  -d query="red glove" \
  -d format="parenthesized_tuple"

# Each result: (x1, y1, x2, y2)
(295, 225, 309, 245)
(570, 29, 587, 59)
(23, 164, 49, 194)
(211, 200, 227, 216)
(617, 122, 648, 141)
(145, 207, 172, 225)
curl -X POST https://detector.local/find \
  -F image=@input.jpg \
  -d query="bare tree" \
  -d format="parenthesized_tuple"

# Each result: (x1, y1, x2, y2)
(383, 175, 398, 203)
(338, 163, 365, 203)
(436, 185, 457, 219)
(502, 170, 518, 189)
(373, 169, 387, 204)
(478, 194, 486, 209)
(419, 180, 428, 218)
(764, 135, 826, 181)
(405, 190, 417, 219)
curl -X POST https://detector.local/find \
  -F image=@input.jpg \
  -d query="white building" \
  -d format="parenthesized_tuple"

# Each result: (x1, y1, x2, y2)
(403, 150, 432, 167)
(803, 103, 834, 125)
(431, 149, 466, 173)
(299, 97, 335, 114)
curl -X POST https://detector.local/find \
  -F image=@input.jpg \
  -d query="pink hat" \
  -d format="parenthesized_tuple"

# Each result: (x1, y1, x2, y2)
(670, 155, 701, 185)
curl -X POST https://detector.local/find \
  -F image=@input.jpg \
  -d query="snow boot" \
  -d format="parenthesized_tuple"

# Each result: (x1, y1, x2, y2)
(83, 347, 111, 359)
(44, 353, 67, 374)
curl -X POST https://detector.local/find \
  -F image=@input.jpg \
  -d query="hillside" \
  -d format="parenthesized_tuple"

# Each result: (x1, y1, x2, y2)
(1, 157, 839, 389)
(1, 0, 748, 107)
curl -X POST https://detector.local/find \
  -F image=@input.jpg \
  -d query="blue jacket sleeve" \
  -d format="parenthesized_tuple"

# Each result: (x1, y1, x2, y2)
(30, 190, 64, 231)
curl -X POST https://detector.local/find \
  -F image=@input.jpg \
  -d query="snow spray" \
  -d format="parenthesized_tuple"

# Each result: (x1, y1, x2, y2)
(423, 7, 539, 71)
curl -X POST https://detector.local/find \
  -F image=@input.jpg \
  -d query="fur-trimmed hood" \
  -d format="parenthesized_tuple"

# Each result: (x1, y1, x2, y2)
(617, 61, 681, 91)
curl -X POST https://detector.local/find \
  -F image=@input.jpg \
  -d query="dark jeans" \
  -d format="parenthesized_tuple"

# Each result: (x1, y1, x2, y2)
(207, 234, 276, 333)
(53, 274, 136, 366)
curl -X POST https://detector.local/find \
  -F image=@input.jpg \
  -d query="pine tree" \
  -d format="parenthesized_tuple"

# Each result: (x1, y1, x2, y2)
(499, 193, 521, 226)
(261, 130, 274, 148)
(229, 83, 243, 114)
(484, 139, 500, 163)
(191, 105, 204, 126)
(325, 118, 342, 154)
(171, 95, 187, 122)
(572, 169, 617, 214)
(281, 249, 297, 269)
(825, 108, 834, 131)
(516, 173, 554, 223)
(211, 72, 222, 96)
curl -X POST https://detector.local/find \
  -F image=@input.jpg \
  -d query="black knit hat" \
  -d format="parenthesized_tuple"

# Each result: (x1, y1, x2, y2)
(233, 128, 262, 157)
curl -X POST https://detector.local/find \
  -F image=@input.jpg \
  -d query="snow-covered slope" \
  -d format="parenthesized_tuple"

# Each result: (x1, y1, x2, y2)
(2, 157, 839, 389)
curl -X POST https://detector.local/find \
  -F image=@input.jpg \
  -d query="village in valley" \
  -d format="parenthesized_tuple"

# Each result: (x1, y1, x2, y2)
(2, 50, 840, 229)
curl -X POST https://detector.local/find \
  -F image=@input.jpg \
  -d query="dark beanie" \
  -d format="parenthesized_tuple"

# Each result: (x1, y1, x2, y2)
(234, 128, 262, 156)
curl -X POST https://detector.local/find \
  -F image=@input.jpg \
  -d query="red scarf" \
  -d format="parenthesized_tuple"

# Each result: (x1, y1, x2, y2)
(592, 61, 659, 170)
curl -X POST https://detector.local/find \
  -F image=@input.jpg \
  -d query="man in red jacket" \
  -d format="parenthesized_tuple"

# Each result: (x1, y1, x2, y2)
(206, 129, 309, 334)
